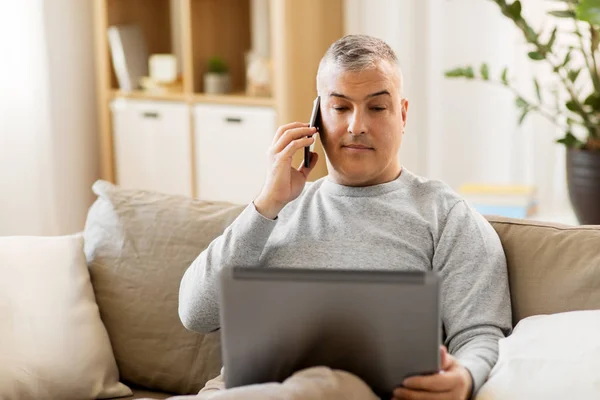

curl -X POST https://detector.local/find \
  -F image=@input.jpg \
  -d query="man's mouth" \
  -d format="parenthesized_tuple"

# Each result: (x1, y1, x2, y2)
(343, 144, 374, 150)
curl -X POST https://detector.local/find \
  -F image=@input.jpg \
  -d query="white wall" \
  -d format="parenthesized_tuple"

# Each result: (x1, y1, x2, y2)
(344, 0, 424, 175)
(0, 0, 99, 236)
(344, 0, 572, 215)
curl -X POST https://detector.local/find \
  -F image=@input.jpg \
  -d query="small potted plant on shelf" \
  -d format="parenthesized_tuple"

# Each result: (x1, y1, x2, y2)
(445, 0, 600, 224)
(204, 56, 231, 95)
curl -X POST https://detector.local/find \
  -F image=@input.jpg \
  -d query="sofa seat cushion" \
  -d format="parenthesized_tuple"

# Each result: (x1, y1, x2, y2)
(487, 216, 600, 326)
(84, 181, 245, 395)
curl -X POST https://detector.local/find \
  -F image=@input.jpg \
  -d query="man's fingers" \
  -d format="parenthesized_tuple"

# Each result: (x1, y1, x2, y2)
(400, 371, 457, 393)
(395, 349, 470, 400)
(272, 122, 310, 146)
(277, 136, 315, 163)
(272, 127, 317, 155)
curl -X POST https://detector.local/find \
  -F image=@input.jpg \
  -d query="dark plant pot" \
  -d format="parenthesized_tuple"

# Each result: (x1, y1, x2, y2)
(566, 148, 600, 225)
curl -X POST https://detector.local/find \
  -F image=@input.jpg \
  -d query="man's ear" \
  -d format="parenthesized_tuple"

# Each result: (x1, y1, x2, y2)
(401, 98, 409, 129)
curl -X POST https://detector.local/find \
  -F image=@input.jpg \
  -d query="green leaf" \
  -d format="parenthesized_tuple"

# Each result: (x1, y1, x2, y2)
(501, 67, 509, 85)
(518, 108, 530, 125)
(534, 79, 542, 101)
(559, 51, 572, 69)
(464, 66, 475, 78)
(445, 68, 467, 78)
(548, 10, 577, 18)
(508, 1, 523, 19)
(566, 100, 579, 111)
(556, 132, 585, 148)
(480, 63, 490, 80)
(584, 92, 600, 110)
(568, 68, 582, 82)
(207, 56, 228, 73)
(516, 97, 529, 108)
(547, 27, 558, 49)
(528, 51, 545, 60)
(577, 0, 600, 26)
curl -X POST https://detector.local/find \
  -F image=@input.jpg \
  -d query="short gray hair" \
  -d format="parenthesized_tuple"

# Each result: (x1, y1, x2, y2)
(317, 34, 403, 93)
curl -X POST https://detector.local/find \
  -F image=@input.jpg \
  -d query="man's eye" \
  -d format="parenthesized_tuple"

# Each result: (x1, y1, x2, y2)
(371, 107, 386, 111)
(333, 106, 348, 112)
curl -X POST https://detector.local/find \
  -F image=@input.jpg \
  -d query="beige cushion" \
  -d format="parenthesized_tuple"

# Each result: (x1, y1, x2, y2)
(84, 181, 245, 395)
(476, 310, 600, 399)
(0, 234, 131, 400)
(487, 216, 600, 326)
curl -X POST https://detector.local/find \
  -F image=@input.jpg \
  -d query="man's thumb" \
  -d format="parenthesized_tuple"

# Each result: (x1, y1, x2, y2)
(440, 346, 454, 370)
(298, 151, 319, 177)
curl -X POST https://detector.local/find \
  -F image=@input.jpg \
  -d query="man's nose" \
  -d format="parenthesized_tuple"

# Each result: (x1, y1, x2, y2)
(348, 109, 367, 135)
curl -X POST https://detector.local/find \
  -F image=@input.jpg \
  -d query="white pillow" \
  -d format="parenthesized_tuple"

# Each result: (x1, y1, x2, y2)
(0, 235, 132, 400)
(476, 310, 600, 400)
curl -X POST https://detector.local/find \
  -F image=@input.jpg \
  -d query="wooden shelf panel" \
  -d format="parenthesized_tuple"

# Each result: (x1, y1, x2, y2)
(110, 89, 189, 102)
(192, 92, 274, 107)
(110, 89, 274, 107)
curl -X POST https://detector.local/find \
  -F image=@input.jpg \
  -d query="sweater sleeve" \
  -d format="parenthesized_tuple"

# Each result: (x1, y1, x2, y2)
(178, 203, 278, 333)
(432, 200, 512, 396)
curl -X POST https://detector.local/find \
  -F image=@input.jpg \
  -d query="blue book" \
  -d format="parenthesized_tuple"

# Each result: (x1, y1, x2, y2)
(471, 204, 535, 219)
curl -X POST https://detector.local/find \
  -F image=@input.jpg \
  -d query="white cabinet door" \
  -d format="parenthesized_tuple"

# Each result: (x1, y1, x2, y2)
(111, 99, 192, 197)
(193, 104, 276, 204)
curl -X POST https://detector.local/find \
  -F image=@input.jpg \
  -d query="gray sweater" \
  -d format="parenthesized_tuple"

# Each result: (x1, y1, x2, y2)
(179, 168, 512, 395)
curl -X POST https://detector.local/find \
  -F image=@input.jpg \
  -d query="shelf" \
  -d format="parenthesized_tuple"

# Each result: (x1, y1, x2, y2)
(192, 92, 274, 107)
(110, 89, 189, 102)
(109, 89, 274, 107)
(190, 0, 251, 93)
(106, 0, 174, 90)
(96, 0, 344, 183)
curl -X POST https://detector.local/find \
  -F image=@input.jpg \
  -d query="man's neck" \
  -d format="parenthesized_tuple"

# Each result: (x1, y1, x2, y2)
(327, 167, 402, 187)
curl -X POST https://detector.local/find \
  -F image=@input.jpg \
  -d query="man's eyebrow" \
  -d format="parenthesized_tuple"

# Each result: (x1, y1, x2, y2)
(328, 90, 391, 100)
(367, 90, 391, 98)
(329, 91, 351, 100)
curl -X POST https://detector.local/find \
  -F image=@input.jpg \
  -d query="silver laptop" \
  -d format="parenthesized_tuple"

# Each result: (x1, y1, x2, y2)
(218, 267, 441, 397)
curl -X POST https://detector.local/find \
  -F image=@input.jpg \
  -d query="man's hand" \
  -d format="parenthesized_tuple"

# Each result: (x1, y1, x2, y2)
(254, 122, 319, 219)
(393, 346, 473, 400)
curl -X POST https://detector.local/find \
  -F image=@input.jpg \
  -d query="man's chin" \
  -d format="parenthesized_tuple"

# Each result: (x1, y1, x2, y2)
(330, 166, 377, 187)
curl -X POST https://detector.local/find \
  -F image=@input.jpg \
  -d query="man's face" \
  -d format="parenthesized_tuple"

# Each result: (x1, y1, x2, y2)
(317, 60, 408, 187)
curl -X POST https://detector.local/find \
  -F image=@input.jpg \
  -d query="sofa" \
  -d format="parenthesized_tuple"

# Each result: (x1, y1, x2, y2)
(1, 179, 599, 400)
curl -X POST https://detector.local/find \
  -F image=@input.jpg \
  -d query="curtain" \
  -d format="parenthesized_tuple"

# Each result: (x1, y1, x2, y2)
(0, 0, 99, 236)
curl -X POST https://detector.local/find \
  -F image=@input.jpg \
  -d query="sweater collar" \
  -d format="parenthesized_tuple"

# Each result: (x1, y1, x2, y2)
(320, 167, 410, 197)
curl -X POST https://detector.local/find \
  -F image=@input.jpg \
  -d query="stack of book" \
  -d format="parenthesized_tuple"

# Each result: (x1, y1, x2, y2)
(459, 184, 538, 219)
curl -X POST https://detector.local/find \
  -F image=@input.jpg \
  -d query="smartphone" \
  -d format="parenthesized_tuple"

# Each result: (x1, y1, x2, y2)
(304, 96, 321, 168)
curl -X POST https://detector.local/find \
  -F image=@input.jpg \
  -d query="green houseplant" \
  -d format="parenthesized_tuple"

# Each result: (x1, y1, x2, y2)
(204, 56, 231, 94)
(445, 0, 600, 224)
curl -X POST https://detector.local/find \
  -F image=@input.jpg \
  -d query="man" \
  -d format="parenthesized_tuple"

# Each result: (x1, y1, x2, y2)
(179, 34, 512, 400)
